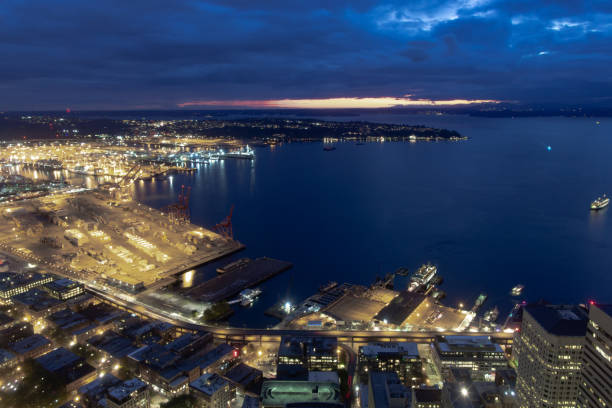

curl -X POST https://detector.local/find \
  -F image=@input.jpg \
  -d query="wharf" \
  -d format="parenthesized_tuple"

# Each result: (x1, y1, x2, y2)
(188, 257, 292, 302)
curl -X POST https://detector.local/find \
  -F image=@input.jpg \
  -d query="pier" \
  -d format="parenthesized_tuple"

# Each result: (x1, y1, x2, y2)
(188, 257, 292, 302)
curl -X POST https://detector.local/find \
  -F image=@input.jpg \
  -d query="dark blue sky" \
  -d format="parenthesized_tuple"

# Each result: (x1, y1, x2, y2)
(1, 0, 611, 110)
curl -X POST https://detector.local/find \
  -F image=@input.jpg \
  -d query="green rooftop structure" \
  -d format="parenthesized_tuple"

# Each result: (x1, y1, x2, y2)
(261, 381, 342, 408)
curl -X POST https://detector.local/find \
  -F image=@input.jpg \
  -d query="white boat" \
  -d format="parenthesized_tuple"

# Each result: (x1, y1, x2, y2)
(511, 284, 524, 296)
(591, 194, 610, 210)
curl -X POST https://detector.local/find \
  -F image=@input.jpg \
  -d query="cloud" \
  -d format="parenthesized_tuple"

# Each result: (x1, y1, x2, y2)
(0, 0, 610, 109)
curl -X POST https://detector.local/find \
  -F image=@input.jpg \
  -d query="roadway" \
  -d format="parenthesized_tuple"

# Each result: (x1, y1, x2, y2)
(0, 245, 513, 347)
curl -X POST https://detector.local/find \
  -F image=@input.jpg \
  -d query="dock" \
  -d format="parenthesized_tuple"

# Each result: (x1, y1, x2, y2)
(188, 257, 292, 302)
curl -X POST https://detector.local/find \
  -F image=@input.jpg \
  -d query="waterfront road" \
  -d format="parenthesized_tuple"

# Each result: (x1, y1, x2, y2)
(89, 287, 514, 346)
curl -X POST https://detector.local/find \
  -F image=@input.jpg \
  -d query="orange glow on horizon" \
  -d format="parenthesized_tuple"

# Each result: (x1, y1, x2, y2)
(177, 96, 500, 109)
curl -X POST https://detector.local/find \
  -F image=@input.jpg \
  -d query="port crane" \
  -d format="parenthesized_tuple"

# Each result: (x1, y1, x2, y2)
(163, 184, 191, 223)
(117, 165, 142, 188)
(213, 205, 234, 239)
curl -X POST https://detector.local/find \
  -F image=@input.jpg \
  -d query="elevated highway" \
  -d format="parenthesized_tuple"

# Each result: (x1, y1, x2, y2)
(90, 288, 514, 348)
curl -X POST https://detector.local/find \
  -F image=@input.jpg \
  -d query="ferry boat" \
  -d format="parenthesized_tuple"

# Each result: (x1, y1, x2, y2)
(511, 284, 524, 296)
(220, 145, 255, 159)
(408, 263, 437, 291)
(591, 194, 610, 210)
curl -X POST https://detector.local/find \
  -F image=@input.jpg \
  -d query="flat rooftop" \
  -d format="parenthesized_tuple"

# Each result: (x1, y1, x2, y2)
(526, 305, 588, 337)
(107, 378, 147, 403)
(436, 336, 503, 353)
(9, 334, 50, 355)
(360, 341, 419, 357)
(190, 373, 228, 396)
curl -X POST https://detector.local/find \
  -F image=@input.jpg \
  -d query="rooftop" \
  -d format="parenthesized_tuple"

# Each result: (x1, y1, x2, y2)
(36, 347, 81, 372)
(261, 381, 342, 407)
(78, 373, 121, 400)
(9, 334, 50, 355)
(525, 305, 588, 337)
(374, 291, 426, 326)
(190, 373, 229, 396)
(107, 378, 147, 403)
(0, 272, 52, 293)
(360, 342, 419, 358)
(413, 387, 443, 403)
(437, 336, 503, 353)
(0, 348, 16, 364)
(44, 278, 81, 292)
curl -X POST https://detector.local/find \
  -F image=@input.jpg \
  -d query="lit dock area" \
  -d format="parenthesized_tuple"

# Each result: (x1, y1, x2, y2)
(188, 257, 292, 302)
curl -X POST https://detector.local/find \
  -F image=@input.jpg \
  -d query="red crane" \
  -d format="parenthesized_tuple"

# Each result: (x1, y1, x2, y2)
(213, 205, 234, 239)
(163, 184, 191, 222)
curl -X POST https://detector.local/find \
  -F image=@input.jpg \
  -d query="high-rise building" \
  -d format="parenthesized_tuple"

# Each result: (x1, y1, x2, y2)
(514, 304, 588, 408)
(578, 304, 611, 408)
(359, 342, 423, 386)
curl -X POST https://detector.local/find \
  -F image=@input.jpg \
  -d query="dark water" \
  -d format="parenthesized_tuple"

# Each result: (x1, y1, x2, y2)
(132, 115, 612, 327)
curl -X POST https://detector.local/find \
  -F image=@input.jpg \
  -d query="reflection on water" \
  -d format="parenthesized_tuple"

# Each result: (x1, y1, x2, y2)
(588, 207, 607, 231)
(5, 165, 117, 189)
(181, 269, 195, 288)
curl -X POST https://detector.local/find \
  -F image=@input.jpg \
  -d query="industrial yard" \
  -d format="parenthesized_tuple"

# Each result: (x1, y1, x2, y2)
(0, 191, 243, 292)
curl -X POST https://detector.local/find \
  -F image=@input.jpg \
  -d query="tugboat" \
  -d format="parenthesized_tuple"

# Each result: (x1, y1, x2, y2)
(511, 284, 524, 296)
(591, 194, 610, 211)
(483, 306, 499, 322)
(239, 288, 262, 307)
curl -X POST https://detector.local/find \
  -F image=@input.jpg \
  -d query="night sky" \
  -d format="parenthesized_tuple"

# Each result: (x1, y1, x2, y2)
(1, 0, 611, 110)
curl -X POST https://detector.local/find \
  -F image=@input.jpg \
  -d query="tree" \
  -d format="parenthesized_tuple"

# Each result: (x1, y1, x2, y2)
(0, 358, 67, 408)
(161, 394, 198, 408)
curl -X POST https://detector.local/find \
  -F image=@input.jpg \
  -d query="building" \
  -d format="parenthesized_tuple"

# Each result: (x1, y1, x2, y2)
(78, 373, 122, 408)
(431, 336, 507, 381)
(359, 342, 423, 386)
(260, 381, 342, 408)
(278, 336, 338, 371)
(0, 271, 54, 299)
(441, 367, 518, 408)
(106, 378, 150, 408)
(129, 342, 234, 396)
(9, 333, 52, 360)
(35, 347, 97, 393)
(514, 304, 588, 408)
(190, 373, 234, 408)
(43, 278, 84, 300)
(0, 348, 17, 369)
(578, 304, 612, 408)
(412, 388, 442, 408)
(368, 372, 411, 408)
(223, 362, 263, 395)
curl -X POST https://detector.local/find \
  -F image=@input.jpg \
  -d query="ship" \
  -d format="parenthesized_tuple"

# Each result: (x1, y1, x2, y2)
(239, 288, 262, 307)
(219, 145, 255, 159)
(217, 258, 250, 274)
(408, 263, 437, 291)
(511, 284, 524, 296)
(323, 146, 336, 151)
(319, 281, 338, 292)
(483, 306, 499, 322)
(590, 194, 610, 210)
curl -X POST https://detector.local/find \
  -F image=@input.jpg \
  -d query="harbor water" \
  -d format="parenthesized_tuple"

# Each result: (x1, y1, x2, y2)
(131, 114, 612, 327)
